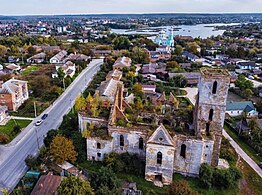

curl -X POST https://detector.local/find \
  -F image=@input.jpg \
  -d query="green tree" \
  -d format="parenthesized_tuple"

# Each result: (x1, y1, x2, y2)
(57, 176, 94, 195)
(49, 135, 77, 164)
(0, 45, 7, 58)
(199, 163, 213, 189)
(132, 83, 144, 98)
(131, 46, 150, 64)
(174, 45, 183, 56)
(113, 36, 131, 50)
(44, 129, 58, 147)
(90, 167, 120, 194)
(167, 61, 179, 69)
(235, 75, 254, 90)
(243, 88, 254, 99)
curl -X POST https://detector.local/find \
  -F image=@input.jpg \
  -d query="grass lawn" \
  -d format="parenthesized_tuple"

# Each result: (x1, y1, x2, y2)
(22, 66, 40, 76)
(237, 158, 262, 195)
(0, 119, 31, 142)
(224, 124, 262, 163)
(173, 174, 239, 195)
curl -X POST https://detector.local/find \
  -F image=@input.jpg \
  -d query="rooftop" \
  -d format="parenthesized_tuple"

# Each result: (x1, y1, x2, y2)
(30, 173, 62, 195)
(200, 67, 231, 78)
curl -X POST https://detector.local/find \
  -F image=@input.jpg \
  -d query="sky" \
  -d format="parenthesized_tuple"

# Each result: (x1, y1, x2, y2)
(0, 0, 262, 15)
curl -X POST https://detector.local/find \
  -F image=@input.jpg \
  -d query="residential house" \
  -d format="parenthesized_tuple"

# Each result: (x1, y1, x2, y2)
(113, 57, 132, 70)
(27, 52, 46, 64)
(30, 173, 62, 195)
(179, 63, 191, 69)
(50, 50, 68, 64)
(226, 101, 258, 117)
(0, 78, 29, 111)
(0, 106, 8, 125)
(256, 54, 262, 60)
(236, 61, 259, 70)
(8, 56, 19, 63)
(142, 85, 156, 94)
(156, 45, 171, 53)
(168, 72, 201, 86)
(235, 119, 262, 134)
(148, 51, 171, 62)
(56, 61, 76, 78)
(182, 51, 200, 62)
(65, 53, 90, 62)
(5, 64, 21, 73)
(91, 49, 113, 57)
(57, 161, 87, 180)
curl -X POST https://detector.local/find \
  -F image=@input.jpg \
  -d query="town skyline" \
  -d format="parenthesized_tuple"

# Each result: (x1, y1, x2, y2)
(1, 0, 262, 15)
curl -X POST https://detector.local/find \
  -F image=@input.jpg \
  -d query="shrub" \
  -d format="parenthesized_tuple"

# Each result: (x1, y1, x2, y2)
(167, 180, 199, 195)
(0, 133, 10, 144)
(103, 152, 145, 176)
(199, 163, 242, 190)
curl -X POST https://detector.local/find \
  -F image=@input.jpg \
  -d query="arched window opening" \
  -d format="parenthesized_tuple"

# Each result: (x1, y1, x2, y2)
(212, 81, 218, 94)
(157, 152, 162, 165)
(206, 123, 210, 136)
(120, 135, 124, 147)
(139, 137, 144, 150)
(209, 109, 214, 121)
(97, 143, 101, 149)
(180, 144, 186, 158)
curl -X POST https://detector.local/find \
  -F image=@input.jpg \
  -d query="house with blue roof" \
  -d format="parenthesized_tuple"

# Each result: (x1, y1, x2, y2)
(226, 101, 258, 117)
(182, 51, 200, 62)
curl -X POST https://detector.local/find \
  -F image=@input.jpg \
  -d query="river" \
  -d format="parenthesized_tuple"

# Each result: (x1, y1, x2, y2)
(111, 23, 240, 39)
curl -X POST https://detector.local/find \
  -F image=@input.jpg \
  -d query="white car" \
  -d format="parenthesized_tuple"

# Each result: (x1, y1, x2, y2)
(35, 119, 43, 126)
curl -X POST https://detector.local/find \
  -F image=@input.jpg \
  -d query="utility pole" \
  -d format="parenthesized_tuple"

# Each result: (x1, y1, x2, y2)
(34, 101, 37, 117)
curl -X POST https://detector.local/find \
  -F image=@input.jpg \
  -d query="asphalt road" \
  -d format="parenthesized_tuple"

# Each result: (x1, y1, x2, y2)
(0, 59, 103, 191)
(223, 130, 262, 178)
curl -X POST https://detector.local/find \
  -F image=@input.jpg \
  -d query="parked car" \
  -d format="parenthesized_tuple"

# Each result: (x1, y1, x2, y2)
(35, 119, 43, 126)
(41, 114, 48, 120)
(259, 162, 262, 169)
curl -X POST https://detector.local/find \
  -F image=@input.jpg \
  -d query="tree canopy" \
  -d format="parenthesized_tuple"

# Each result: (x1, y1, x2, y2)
(49, 135, 77, 164)
(57, 176, 94, 195)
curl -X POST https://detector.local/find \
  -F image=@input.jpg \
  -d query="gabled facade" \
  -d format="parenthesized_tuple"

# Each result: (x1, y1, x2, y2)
(50, 50, 68, 64)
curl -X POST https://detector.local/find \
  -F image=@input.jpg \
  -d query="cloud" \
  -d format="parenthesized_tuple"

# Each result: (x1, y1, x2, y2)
(0, 0, 261, 15)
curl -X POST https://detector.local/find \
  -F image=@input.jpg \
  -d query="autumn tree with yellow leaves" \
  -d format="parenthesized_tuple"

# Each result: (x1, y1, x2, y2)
(49, 135, 77, 164)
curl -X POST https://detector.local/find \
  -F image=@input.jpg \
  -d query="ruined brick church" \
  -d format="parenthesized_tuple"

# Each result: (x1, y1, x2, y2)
(78, 68, 231, 185)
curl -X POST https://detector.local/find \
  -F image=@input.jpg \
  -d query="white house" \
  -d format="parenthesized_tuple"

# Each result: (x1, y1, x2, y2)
(142, 85, 156, 94)
(226, 101, 258, 117)
(50, 50, 68, 64)
(56, 61, 76, 78)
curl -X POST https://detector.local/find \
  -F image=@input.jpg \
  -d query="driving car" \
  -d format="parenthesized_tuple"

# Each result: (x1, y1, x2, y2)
(41, 114, 48, 120)
(35, 119, 43, 126)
